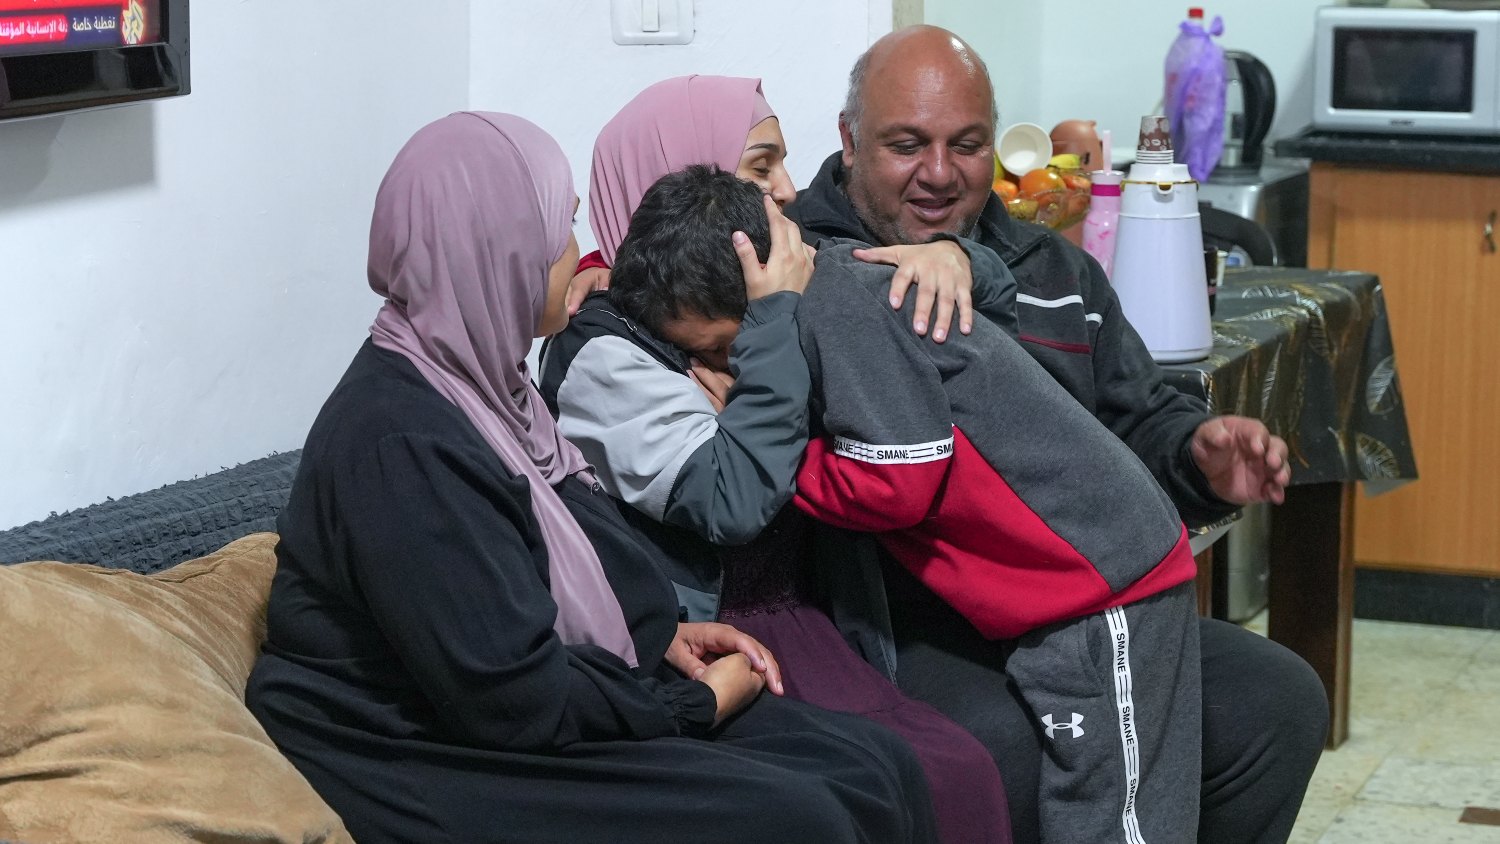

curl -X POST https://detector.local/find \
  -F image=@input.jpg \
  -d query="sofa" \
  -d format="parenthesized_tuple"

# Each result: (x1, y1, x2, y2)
(0, 453, 353, 843)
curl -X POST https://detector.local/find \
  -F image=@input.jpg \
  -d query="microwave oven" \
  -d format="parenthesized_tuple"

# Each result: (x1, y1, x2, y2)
(1313, 6, 1500, 135)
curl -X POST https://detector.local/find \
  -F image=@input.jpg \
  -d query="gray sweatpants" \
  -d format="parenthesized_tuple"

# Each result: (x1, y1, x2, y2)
(1004, 581, 1202, 844)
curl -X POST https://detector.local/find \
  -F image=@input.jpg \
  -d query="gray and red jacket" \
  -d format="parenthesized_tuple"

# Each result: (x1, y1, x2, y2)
(795, 242, 1196, 639)
(786, 153, 1235, 530)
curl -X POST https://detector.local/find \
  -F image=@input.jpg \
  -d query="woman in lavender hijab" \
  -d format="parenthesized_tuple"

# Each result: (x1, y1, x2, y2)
(245, 111, 939, 844)
(540, 77, 1012, 844)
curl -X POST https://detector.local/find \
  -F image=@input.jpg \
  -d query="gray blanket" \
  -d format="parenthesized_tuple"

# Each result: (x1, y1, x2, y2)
(0, 452, 299, 573)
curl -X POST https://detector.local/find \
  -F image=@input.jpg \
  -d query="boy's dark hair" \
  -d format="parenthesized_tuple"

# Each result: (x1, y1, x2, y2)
(609, 164, 773, 334)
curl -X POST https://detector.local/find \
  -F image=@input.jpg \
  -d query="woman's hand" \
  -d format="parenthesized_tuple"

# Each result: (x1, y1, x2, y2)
(733, 194, 816, 301)
(698, 653, 766, 726)
(687, 358, 735, 412)
(566, 266, 611, 316)
(665, 621, 783, 695)
(853, 239, 974, 342)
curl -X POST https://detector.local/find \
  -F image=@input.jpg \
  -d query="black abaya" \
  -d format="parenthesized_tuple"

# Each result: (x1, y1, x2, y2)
(245, 342, 937, 844)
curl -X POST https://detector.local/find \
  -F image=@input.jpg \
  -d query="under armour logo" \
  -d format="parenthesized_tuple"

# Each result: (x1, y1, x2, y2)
(1042, 712, 1085, 739)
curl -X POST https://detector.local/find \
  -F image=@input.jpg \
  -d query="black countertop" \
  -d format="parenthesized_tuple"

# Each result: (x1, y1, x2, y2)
(1275, 129, 1500, 175)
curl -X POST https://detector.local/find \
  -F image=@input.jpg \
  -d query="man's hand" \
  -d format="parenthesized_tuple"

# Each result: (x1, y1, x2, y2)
(733, 194, 816, 301)
(698, 653, 767, 726)
(665, 622, 783, 696)
(566, 266, 611, 316)
(852, 239, 975, 343)
(687, 359, 735, 412)
(1190, 415, 1292, 505)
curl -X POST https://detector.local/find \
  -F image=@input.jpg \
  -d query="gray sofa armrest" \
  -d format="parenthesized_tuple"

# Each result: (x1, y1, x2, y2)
(0, 452, 300, 574)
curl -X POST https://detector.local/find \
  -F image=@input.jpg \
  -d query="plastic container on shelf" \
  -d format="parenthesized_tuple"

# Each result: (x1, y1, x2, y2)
(1082, 169, 1125, 277)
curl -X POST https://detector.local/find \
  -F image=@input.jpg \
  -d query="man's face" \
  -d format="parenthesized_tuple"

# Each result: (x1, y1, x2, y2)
(658, 312, 741, 372)
(841, 58, 995, 246)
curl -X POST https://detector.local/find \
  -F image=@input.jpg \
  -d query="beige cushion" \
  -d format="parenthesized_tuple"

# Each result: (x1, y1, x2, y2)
(0, 532, 352, 843)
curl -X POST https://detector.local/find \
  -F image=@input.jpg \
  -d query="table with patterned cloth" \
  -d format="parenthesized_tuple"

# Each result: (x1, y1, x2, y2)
(1163, 267, 1416, 487)
(1160, 267, 1418, 748)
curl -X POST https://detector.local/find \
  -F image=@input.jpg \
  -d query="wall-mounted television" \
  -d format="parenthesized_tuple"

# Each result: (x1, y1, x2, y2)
(0, 0, 188, 121)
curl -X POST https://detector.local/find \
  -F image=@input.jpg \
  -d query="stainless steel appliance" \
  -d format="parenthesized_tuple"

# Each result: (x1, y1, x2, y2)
(1197, 159, 1310, 267)
(1313, 6, 1500, 135)
(1218, 503, 1271, 623)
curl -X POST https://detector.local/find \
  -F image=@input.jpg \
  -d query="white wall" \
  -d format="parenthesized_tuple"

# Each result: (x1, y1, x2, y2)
(925, 0, 1326, 163)
(469, 0, 882, 258)
(0, 0, 891, 530)
(922, 0, 1044, 131)
(0, 1, 471, 529)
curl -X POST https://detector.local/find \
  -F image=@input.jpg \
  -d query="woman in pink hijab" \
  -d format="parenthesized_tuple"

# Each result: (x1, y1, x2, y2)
(246, 111, 939, 844)
(568, 75, 977, 344)
(540, 77, 1012, 844)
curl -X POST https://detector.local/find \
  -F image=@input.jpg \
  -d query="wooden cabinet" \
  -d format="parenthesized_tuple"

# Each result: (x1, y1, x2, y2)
(1307, 164, 1500, 576)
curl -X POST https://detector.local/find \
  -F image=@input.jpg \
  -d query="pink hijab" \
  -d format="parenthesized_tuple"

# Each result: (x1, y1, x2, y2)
(590, 75, 776, 264)
(367, 112, 638, 667)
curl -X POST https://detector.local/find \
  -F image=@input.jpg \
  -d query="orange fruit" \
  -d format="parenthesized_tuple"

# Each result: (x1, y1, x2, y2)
(1033, 191, 1062, 210)
(1018, 168, 1065, 198)
(1064, 191, 1090, 220)
(993, 179, 1020, 201)
(1062, 172, 1092, 191)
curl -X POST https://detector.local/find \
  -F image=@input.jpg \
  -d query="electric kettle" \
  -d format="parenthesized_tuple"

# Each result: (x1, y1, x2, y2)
(1219, 50, 1276, 172)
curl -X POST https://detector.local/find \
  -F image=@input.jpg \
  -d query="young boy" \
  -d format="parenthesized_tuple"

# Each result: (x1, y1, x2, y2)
(573, 165, 1202, 844)
(792, 228, 1202, 844)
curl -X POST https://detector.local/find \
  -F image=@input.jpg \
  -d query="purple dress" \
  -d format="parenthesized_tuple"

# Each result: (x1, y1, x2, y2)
(717, 509, 1012, 844)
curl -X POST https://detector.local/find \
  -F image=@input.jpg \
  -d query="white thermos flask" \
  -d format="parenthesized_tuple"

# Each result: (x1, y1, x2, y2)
(1109, 115, 1213, 363)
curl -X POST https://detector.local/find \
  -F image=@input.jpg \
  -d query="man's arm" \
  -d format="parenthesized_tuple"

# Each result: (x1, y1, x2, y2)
(1082, 256, 1238, 526)
(552, 293, 810, 546)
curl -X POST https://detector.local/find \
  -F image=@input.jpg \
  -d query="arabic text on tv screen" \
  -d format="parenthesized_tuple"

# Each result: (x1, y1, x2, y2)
(0, 0, 162, 58)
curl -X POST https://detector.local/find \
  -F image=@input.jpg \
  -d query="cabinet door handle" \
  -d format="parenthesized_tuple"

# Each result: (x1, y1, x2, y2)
(1488, 210, 1497, 254)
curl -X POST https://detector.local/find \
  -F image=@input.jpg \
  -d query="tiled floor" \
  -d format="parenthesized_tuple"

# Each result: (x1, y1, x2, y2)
(1245, 614, 1500, 842)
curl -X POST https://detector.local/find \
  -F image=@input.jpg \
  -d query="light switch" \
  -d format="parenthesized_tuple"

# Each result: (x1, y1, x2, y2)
(611, 0, 693, 45)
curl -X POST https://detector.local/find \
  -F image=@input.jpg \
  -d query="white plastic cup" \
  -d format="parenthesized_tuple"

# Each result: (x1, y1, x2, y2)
(997, 123, 1054, 176)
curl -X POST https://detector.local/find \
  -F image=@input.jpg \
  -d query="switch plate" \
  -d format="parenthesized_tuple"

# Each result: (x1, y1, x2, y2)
(611, 0, 693, 45)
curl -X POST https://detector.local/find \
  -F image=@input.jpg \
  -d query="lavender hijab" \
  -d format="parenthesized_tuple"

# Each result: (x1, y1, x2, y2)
(368, 112, 638, 667)
(590, 75, 776, 264)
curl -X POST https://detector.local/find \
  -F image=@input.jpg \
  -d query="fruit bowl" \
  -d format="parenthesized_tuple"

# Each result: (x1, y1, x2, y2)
(993, 154, 1091, 230)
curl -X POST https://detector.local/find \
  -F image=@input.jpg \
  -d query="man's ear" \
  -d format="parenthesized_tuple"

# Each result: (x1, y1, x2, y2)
(838, 114, 857, 169)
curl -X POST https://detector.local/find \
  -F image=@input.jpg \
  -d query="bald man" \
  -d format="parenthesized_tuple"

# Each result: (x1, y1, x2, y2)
(786, 25, 1326, 844)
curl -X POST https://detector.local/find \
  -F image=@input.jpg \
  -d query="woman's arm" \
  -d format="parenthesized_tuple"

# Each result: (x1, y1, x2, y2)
(335, 432, 715, 750)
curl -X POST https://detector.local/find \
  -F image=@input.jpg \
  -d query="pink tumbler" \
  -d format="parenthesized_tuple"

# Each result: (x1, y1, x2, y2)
(1082, 169, 1125, 278)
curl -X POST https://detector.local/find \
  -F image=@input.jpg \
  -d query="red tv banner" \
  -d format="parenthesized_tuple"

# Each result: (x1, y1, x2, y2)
(0, 0, 158, 54)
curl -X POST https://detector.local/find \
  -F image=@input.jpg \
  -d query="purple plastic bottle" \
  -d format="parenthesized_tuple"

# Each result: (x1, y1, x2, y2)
(1163, 9, 1226, 181)
(1082, 169, 1125, 278)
